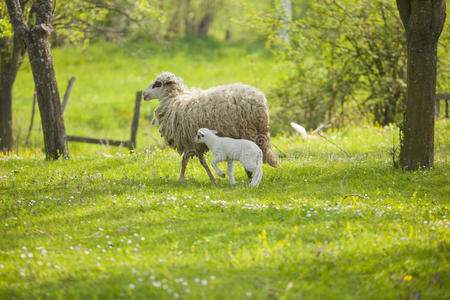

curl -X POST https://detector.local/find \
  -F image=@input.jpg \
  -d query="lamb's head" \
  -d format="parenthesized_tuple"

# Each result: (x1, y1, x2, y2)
(194, 128, 218, 144)
(143, 72, 184, 101)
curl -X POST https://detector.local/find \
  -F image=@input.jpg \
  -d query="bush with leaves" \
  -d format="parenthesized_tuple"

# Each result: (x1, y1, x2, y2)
(245, 0, 428, 131)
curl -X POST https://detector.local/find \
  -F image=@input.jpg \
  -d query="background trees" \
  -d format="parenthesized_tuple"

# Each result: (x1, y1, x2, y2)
(0, 0, 26, 153)
(2, 0, 448, 168)
(243, 0, 448, 136)
(245, 0, 409, 130)
(1, 0, 136, 157)
(6, 0, 68, 159)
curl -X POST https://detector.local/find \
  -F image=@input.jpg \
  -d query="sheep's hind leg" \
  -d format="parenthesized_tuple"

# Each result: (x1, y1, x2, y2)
(227, 161, 236, 185)
(178, 152, 193, 182)
(198, 154, 216, 182)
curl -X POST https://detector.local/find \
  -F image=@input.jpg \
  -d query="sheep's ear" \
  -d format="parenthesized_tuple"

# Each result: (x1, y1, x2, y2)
(165, 81, 175, 86)
(198, 130, 205, 137)
(211, 130, 218, 135)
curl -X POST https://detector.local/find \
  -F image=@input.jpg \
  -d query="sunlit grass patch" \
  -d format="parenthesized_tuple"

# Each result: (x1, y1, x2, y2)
(1, 123, 449, 299)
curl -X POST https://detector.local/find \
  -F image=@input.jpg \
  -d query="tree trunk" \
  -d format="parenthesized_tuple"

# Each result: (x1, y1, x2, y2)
(197, 13, 212, 36)
(184, 0, 192, 36)
(28, 27, 68, 159)
(6, 0, 69, 159)
(0, 34, 26, 154)
(396, 0, 446, 170)
(165, 1, 182, 40)
(0, 81, 13, 153)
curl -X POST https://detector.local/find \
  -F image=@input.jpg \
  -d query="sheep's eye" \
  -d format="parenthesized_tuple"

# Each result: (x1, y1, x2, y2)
(152, 81, 162, 88)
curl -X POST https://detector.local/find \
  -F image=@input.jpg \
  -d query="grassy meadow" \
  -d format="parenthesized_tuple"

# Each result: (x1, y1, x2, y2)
(11, 38, 280, 154)
(1, 38, 449, 299)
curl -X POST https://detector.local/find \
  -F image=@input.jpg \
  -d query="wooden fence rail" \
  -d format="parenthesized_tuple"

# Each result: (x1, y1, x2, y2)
(66, 91, 142, 151)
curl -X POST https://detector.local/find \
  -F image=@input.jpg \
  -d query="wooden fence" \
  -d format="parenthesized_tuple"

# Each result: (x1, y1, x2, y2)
(66, 91, 142, 150)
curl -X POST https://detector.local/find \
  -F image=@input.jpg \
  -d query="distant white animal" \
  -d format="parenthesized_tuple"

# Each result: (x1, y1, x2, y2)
(290, 122, 308, 139)
(194, 128, 263, 187)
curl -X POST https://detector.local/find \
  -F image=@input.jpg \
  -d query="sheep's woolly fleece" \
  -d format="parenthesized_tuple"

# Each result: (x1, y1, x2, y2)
(152, 72, 278, 167)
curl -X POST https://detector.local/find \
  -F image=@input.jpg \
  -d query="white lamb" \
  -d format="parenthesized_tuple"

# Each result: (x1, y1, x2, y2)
(142, 72, 277, 183)
(194, 128, 263, 187)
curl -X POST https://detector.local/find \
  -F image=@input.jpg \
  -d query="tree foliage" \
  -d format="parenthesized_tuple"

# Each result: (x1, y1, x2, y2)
(0, 2, 13, 38)
(245, 0, 449, 131)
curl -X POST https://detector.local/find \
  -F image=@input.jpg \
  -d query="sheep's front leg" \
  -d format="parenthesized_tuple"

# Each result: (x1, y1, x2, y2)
(178, 152, 192, 182)
(211, 157, 226, 178)
(198, 154, 216, 182)
(227, 161, 236, 185)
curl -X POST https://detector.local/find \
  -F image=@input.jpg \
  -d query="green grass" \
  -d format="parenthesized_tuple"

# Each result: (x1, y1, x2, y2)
(1, 122, 449, 299)
(3, 37, 450, 299)
(12, 38, 279, 154)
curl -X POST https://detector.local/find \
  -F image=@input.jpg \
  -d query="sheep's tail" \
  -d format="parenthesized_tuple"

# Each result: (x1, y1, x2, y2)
(255, 133, 278, 168)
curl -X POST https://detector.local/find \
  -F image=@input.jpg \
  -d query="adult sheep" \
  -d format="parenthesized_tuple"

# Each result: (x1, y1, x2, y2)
(143, 72, 277, 182)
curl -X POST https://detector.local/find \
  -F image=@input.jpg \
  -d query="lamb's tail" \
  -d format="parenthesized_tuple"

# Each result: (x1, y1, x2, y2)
(255, 133, 278, 168)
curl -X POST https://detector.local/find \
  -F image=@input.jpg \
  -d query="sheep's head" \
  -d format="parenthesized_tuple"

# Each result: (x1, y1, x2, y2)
(194, 128, 218, 143)
(143, 72, 184, 101)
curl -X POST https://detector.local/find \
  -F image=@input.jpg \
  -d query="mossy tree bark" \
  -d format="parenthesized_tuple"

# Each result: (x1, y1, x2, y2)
(396, 0, 446, 170)
(6, 0, 68, 159)
(0, 33, 26, 154)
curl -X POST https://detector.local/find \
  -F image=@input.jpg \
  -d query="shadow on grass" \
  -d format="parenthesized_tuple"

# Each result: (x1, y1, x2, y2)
(1, 240, 447, 299)
(2, 156, 448, 221)
(0, 190, 421, 254)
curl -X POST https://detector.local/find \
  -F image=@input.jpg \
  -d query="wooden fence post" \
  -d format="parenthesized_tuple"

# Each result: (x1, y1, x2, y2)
(62, 76, 76, 115)
(436, 93, 450, 119)
(446, 99, 449, 119)
(129, 91, 142, 150)
(435, 98, 440, 117)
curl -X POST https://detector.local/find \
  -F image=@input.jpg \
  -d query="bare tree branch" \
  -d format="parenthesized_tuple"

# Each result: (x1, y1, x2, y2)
(35, 0, 53, 26)
(5, 0, 28, 37)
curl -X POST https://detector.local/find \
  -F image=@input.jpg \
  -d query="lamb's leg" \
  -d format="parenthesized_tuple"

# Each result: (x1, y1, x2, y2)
(227, 161, 236, 185)
(242, 160, 262, 187)
(211, 157, 226, 178)
(178, 152, 192, 182)
(250, 167, 263, 187)
(245, 170, 253, 182)
(198, 154, 216, 182)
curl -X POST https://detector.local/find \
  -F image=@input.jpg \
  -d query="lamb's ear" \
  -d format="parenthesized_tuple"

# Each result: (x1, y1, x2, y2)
(211, 130, 219, 135)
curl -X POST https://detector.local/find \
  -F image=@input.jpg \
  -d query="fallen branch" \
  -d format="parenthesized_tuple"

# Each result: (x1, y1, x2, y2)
(316, 132, 351, 158)
(311, 118, 336, 135)
(272, 142, 288, 157)
(311, 122, 331, 135)
(343, 193, 368, 200)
